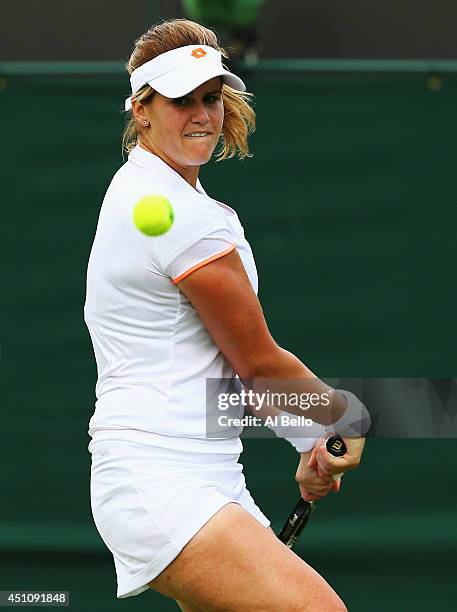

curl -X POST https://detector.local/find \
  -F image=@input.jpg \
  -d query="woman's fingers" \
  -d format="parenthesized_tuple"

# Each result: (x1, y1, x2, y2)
(299, 490, 320, 502)
(331, 478, 341, 492)
(296, 463, 333, 488)
(296, 468, 336, 499)
(299, 475, 341, 500)
(299, 486, 326, 501)
(306, 446, 319, 470)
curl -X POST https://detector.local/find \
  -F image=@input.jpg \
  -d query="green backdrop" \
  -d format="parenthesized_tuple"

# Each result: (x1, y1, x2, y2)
(1, 67, 456, 610)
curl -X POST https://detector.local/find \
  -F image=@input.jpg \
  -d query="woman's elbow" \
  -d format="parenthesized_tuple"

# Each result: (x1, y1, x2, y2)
(234, 344, 284, 380)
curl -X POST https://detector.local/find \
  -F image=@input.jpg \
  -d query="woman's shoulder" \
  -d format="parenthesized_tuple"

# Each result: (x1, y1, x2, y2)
(104, 158, 177, 207)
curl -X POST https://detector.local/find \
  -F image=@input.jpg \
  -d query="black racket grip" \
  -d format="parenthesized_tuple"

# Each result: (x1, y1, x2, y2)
(277, 498, 315, 548)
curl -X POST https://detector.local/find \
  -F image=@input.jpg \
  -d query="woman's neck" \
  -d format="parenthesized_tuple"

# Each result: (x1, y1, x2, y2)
(138, 141, 199, 189)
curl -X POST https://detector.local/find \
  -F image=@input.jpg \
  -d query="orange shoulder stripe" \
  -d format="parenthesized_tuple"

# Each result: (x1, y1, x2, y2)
(172, 244, 236, 284)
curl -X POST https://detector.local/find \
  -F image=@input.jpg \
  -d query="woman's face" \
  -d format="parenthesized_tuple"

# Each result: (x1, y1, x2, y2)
(138, 77, 224, 182)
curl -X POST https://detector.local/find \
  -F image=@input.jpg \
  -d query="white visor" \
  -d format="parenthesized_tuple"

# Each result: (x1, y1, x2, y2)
(124, 44, 246, 111)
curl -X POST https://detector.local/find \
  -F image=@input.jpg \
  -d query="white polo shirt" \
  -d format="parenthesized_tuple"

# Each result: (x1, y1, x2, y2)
(84, 145, 258, 453)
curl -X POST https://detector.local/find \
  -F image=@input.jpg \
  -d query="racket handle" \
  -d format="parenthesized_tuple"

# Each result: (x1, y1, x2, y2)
(325, 435, 347, 481)
(277, 498, 315, 548)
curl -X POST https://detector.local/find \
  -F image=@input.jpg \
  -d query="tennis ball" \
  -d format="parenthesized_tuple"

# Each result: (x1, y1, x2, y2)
(133, 195, 174, 236)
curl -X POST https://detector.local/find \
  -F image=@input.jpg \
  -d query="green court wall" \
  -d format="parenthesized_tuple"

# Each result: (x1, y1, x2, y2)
(1, 70, 456, 610)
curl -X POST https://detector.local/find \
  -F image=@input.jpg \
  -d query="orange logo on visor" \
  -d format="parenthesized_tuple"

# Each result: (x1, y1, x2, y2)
(191, 48, 207, 59)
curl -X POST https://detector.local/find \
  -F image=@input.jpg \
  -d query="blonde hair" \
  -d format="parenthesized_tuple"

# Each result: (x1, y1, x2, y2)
(122, 19, 255, 162)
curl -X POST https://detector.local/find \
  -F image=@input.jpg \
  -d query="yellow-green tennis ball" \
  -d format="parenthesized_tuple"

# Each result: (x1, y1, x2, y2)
(133, 195, 174, 236)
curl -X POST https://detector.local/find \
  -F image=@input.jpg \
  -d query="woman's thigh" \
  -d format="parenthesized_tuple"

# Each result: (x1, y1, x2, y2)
(149, 502, 346, 612)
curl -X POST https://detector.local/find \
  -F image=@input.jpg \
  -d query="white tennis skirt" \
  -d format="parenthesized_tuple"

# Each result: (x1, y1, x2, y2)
(89, 436, 270, 599)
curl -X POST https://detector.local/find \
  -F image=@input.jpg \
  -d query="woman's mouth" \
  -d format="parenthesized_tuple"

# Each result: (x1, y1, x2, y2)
(185, 132, 212, 138)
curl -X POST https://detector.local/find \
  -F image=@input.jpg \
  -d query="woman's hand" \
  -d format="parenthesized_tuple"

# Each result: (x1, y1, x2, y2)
(308, 437, 366, 480)
(295, 451, 341, 501)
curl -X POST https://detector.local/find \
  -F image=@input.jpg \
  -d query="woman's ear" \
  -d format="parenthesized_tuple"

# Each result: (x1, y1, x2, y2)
(131, 91, 155, 127)
(131, 98, 148, 126)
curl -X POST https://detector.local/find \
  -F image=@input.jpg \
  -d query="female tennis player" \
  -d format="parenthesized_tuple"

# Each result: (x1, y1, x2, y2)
(85, 18, 365, 611)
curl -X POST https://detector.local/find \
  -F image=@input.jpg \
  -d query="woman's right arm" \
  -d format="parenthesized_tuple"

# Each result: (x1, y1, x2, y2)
(178, 248, 347, 426)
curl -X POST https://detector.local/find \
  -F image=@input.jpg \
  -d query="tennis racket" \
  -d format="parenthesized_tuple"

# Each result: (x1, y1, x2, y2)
(277, 435, 347, 549)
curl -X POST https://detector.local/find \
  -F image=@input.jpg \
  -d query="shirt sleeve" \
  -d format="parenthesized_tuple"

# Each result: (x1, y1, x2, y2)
(151, 202, 236, 283)
(171, 229, 236, 284)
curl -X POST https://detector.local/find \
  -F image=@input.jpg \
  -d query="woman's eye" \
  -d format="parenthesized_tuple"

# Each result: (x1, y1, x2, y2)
(173, 93, 221, 106)
(173, 97, 189, 106)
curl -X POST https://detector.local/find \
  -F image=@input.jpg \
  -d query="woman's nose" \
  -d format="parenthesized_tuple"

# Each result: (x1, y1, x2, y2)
(191, 101, 210, 124)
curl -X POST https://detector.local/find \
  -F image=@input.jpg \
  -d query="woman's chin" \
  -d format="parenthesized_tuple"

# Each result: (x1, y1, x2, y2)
(183, 141, 216, 164)
(185, 151, 214, 166)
